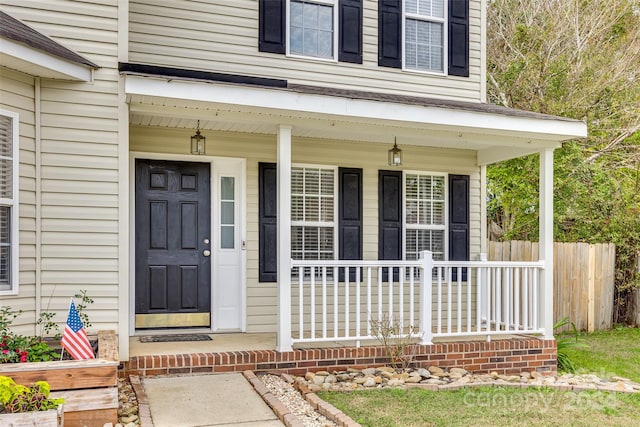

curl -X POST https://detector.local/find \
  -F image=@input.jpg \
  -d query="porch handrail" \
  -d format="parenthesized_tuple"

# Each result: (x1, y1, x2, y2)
(287, 252, 547, 348)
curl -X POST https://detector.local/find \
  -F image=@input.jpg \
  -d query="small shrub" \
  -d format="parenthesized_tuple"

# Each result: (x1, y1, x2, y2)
(0, 307, 60, 364)
(370, 315, 418, 370)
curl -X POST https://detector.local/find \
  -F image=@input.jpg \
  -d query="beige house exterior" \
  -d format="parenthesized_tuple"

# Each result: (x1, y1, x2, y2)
(1, 1, 586, 361)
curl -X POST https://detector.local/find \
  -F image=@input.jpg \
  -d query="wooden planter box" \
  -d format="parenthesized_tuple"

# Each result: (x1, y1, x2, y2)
(0, 330, 118, 427)
(0, 405, 63, 427)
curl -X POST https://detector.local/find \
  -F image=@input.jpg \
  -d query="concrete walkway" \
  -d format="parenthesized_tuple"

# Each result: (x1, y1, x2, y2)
(141, 373, 285, 427)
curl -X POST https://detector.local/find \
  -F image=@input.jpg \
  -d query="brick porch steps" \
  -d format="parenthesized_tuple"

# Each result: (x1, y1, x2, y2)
(122, 337, 557, 378)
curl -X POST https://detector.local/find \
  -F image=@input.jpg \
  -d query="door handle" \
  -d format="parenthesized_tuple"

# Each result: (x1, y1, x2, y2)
(203, 250, 211, 257)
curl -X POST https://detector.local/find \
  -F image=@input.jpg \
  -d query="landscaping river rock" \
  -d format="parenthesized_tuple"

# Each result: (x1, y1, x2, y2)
(293, 366, 640, 393)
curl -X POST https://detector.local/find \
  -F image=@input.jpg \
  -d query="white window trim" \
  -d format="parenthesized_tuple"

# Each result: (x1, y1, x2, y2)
(286, 0, 339, 62)
(291, 163, 339, 260)
(402, 170, 449, 261)
(402, 0, 448, 75)
(0, 109, 19, 295)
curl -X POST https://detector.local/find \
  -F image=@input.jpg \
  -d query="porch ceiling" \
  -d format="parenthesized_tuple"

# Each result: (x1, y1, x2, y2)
(125, 74, 587, 165)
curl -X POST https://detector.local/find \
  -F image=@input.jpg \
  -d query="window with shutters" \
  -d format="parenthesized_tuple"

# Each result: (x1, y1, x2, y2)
(404, 172, 446, 261)
(291, 165, 337, 260)
(0, 110, 18, 294)
(404, 0, 446, 73)
(288, 0, 338, 60)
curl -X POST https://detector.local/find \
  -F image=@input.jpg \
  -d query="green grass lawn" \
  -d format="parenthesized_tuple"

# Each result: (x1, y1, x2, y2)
(318, 327, 640, 427)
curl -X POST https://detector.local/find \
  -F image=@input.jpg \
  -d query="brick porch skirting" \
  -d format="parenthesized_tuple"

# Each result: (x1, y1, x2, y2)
(121, 338, 557, 378)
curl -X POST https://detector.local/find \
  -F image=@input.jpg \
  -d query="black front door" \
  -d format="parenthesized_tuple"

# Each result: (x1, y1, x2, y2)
(135, 159, 211, 328)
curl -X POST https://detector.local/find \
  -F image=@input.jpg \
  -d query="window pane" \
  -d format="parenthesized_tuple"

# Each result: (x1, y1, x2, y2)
(0, 115, 11, 157)
(406, 0, 418, 14)
(306, 196, 319, 221)
(320, 169, 333, 195)
(291, 26, 304, 54)
(221, 226, 234, 249)
(0, 206, 9, 286)
(318, 5, 333, 31)
(292, 195, 304, 221)
(303, 28, 318, 56)
(221, 201, 234, 225)
(303, 1, 319, 25)
(305, 169, 319, 194)
(221, 176, 234, 200)
(319, 196, 333, 221)
(0, 159, 11, 199)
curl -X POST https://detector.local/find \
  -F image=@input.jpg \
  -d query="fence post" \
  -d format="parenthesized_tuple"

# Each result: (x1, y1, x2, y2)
(419, 250, 434, 345)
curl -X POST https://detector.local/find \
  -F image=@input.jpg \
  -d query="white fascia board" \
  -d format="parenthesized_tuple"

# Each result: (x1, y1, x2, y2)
(124, 75, 588, 141)
(0, 37, 93, 81)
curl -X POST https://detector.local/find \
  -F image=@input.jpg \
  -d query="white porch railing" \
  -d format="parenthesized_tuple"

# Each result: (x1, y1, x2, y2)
(289, 251, 546, 346)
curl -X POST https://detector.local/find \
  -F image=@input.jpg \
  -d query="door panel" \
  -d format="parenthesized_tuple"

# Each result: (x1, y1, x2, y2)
(135, 159, 211, 328)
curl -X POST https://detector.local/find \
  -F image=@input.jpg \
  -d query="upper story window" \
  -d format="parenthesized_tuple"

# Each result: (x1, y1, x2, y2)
(289, 0, 337, 60)
(0, 110, 19, 294)
(404, 0, 445, 73)
(378, 0, 469, 77)
(259, 0, 363, 64)
(291, 165, 337, 260)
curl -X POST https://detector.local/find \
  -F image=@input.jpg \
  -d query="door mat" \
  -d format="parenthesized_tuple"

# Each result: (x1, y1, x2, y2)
(139, 334, 213, 343)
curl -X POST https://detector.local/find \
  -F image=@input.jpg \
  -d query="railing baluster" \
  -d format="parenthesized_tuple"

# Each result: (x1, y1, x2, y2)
(437, 267, 442, 334)
(409, 267, 415, 331)
(377, 267, 383, 325)
(486, 267, 492, 332)
(345, 267, 350, 338)
(298, 266, 304, 340)
(322, 267, 327, 339)
(457, 267, 462, 333)
(504, 267, 510, 332)
(356, 266, 361, 339)
(513, 267, 520, 331)
(447, 267, 452, 334)
(523, 267, 529, 331)
(467, 266, 472, 333)
(399, 267, 404, 334)
(531, 270, 540, 330)
(388, 267, 393, 323)
(495, 268, 502, 332)
(367, 267, 372, 337)
(310, 268, 316, 339)
(476, 264, 481, 333)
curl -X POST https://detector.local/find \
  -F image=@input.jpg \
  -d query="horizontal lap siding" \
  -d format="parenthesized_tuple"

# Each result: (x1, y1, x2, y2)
(131, 126, 481, 334)
(2, 1, 121, 333)
(129, 0, 483, 102)
(0, 69, 37, 335)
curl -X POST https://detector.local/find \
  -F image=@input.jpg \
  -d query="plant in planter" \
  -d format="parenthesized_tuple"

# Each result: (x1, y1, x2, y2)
(0, 307, 60, 363)
(0, 376, 64, 413)
(0, 376, 64, 426)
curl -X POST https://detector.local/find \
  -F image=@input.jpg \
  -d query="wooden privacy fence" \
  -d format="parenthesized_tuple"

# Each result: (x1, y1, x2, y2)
(488, 241, 616, 332)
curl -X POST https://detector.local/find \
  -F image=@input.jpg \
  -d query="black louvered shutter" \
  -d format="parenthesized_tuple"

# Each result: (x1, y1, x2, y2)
(339, 168, 363, 281)
(259, 163, 278, 282)
(339, 0, 363, 63)
(259, 0, 286, 54)
(378, 0, 402, 68)
(379, 170, 402, 280)
(448, 0, 469, 77)
(449, 174, 470, 281)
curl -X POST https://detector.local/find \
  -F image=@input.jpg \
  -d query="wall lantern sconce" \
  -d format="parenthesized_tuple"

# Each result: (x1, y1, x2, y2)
(388, 137, 403, 166)
(191, 120, 206, 155)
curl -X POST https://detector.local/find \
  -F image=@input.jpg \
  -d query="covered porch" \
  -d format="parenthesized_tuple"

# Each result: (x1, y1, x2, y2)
(122, 66, 586, 364)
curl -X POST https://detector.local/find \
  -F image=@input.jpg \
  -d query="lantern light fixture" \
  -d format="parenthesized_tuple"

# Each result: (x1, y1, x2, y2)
(388, 137, 403, 166)
(191, 120, 206, 155)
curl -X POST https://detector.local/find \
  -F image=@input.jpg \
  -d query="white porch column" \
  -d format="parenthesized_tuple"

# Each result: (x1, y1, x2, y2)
(539, 148, 555, 339)
(276, 125, 293, 352)
(419, 250, 434, 345)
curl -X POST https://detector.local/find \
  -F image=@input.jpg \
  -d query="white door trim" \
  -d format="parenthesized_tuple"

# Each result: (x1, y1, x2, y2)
(128, 152, 247, 335)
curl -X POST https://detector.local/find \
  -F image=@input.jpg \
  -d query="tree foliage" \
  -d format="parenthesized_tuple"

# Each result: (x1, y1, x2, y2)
(486, 0, 640, 323)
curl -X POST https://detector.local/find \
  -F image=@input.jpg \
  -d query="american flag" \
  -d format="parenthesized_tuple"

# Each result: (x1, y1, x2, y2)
(61, 299, 95, 360)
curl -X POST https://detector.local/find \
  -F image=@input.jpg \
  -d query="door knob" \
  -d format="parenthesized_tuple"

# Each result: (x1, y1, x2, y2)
(203, 250, 211, 257)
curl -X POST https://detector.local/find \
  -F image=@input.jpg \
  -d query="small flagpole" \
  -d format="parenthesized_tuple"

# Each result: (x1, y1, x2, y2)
(59, 348, 65, 361)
